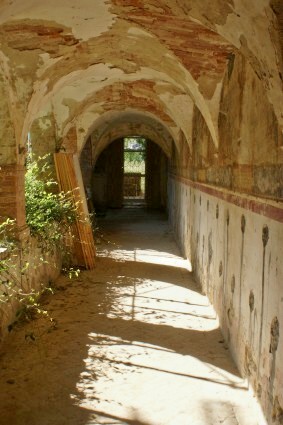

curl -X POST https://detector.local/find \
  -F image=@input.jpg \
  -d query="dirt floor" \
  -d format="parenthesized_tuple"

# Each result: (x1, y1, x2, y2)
(0, 208, 265, 425)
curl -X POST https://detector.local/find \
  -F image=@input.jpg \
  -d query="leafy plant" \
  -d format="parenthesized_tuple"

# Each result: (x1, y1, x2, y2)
(6, 284, 56, 334)
(62, 266, 81, 279)
(25, 155, 78, 250)
(0, 218, 17, 251)
(0, 225, 47, 335)
(0, 155, 81, 339)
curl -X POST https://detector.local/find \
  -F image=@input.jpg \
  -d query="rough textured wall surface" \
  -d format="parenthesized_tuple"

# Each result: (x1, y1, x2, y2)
(0, 237, 61, 344)
(170, 53, 283, 200)
(169, 51, 283, 425)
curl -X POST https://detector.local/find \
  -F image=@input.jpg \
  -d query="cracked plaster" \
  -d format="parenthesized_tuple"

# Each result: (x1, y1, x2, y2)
(0, 0, 281, 166)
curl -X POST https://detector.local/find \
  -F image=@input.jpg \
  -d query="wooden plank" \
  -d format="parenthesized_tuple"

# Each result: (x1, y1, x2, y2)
(55, 153, 85, 266)
(54, 153, 96, 269)
(66, 153, 94, 269)
(72, 154, 96, 269)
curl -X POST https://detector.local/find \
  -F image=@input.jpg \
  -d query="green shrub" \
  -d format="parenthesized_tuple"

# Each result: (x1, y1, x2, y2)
(0, 156, 80, 336)
(0, 218, 16, 251)
(25, 155, 77, 249)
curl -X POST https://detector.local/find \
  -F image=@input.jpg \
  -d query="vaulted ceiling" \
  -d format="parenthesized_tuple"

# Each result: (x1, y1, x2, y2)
(0, 0, 281, 155)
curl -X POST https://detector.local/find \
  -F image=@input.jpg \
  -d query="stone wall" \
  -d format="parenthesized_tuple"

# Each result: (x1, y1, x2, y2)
(168, 52, 283, 424)
(0, 236, 61, 344)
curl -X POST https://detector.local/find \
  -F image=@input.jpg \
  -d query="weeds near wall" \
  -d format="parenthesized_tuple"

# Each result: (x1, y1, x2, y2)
(0, 155, 81, 339)
(0, 218, 55, 337)
(25, 155, 77, 252)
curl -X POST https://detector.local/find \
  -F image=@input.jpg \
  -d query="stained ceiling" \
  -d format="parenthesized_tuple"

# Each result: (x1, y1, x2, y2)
(0, 0, 281, 156)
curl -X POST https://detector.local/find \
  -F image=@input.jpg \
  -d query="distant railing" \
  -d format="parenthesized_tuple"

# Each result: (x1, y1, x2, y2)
(124, 173, 142, 197)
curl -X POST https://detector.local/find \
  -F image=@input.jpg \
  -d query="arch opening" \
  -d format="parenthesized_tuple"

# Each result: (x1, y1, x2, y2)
(123, 136, 146, 206)
(80, 135, 169, 216)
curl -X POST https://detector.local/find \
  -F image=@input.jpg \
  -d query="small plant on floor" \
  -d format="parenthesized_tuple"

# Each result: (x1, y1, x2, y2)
(7, 284, 56, 336)
(62, 266, 81, 279)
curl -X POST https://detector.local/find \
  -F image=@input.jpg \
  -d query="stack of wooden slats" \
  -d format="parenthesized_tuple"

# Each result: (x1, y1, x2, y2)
(54, 153, 95, 269)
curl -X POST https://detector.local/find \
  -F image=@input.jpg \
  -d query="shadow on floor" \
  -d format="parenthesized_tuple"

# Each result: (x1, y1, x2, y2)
(0, 264, 243, 425)
(0, 209, 245, 425)
(93, 255, 199, 294)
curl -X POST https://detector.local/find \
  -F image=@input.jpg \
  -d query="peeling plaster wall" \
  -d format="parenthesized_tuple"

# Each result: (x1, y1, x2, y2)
(168, 52, 283, 424)
(0, 2, 282, 419)
(0, 0, 281, 170)
(171, 53, 283, 198)
(29, 106, 58, 159)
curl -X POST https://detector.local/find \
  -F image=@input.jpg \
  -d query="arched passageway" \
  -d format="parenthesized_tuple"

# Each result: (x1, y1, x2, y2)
(80, 136, 168, 213)
(0, 2, 282, 424)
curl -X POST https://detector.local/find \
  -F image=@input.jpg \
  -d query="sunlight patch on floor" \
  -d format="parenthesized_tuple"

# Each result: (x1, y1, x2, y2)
(98, 246, 192, 271)
(72, 329, 251, 425)
(135, 249, 192, 271)
(77, 212, 264, 425)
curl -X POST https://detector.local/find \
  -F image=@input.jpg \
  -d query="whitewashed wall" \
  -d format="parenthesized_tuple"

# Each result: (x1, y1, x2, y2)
(168, 176, 283, 424)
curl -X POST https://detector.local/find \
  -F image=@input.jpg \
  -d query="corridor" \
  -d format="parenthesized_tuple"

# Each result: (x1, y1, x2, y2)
(0, 209, 265, 425)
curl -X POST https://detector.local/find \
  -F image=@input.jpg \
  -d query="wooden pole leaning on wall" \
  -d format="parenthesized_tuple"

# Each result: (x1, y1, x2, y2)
(54, 153, 96, 269)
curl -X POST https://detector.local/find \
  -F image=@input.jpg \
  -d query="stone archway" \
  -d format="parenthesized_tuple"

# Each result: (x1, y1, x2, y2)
(80, 136, 169, 213)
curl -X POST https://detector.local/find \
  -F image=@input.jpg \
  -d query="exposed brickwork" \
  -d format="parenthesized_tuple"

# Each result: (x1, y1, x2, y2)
(0, 21, 78, 55)
(111, 0, 234, 82)
(0, 164, 26, 227)
(61, 127, 78, 154)
(73, 81, 175, 129)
